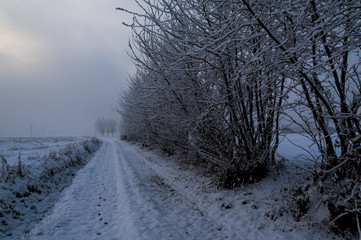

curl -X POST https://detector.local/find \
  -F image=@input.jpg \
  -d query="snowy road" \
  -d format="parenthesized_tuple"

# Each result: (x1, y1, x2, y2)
(26, 139, 226, 239)
(25, 138, 336, 240)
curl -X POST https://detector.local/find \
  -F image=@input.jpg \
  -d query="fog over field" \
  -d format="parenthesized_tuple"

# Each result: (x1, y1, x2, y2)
(0, 0, 137, 137)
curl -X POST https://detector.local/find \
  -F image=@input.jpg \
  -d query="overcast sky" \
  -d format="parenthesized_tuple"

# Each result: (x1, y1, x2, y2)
(0, 0, 138, 137)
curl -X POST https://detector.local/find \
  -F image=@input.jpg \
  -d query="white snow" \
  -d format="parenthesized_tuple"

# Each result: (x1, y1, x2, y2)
(11, 137, 341, 239)
(0, 137, 85, 166)
(0, 137, 100, 239)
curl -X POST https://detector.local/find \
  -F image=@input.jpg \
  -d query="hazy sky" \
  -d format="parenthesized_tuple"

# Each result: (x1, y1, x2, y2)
(0, 0, 138, 137)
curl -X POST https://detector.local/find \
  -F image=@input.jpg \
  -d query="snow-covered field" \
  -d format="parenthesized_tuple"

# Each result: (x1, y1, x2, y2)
(0, 137, 101, 239)
(0, 135, 344, 239)
(0, 137, 86, 166)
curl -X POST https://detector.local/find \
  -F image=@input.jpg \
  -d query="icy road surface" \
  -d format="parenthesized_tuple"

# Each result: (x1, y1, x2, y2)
(25, 138, 336, 240)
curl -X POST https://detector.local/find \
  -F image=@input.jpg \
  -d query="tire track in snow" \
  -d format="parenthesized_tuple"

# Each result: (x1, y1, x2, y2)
(25, 140, 138, 240)
(115, 140, 227, 240)
(114, 141, 186, 239)
(24, 142, 109, 239)
(25, 138, 227, 239)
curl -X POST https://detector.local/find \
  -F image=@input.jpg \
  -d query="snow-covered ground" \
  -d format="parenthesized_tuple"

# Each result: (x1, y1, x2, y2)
(10, 136, 341, 239)
(0, 137, 86, 166)
(0, 137, 101, 239)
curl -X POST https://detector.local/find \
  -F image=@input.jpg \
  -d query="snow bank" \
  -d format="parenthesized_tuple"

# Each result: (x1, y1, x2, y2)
(121, 140, 342, 239)
(0, 137, 83, 166)
(0, 137, 101, 238)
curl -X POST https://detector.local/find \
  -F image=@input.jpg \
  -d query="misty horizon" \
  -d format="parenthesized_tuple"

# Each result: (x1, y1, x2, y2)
(0, 0, 137, 137)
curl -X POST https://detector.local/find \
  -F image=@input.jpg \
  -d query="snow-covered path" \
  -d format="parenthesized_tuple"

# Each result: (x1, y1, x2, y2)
(26, 139, 225, 239)
(25, 138, 337, 240)
(25, 138, 137, 239)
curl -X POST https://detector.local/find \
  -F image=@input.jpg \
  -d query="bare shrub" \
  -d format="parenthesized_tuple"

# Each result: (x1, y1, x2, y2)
(0, 155, 9, 182)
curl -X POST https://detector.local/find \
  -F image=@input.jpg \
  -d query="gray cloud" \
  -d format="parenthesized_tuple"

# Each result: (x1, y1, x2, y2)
(0, 0, 138, 136)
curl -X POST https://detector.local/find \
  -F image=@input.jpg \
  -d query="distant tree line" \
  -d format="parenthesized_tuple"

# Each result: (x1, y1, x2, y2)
(116, 0, 360, 233)
(95, 118, 117, 136)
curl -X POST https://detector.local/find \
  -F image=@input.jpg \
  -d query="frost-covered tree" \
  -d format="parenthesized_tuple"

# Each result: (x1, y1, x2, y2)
(95, 118, 106, 136)
(96, 118, 118, 136)
(240, 0, 361, 232)
(108, 119, 117, 136)
(117, 0, 361, 232)
(117, 0, 287, 186)
(116, 0, 361, 235)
